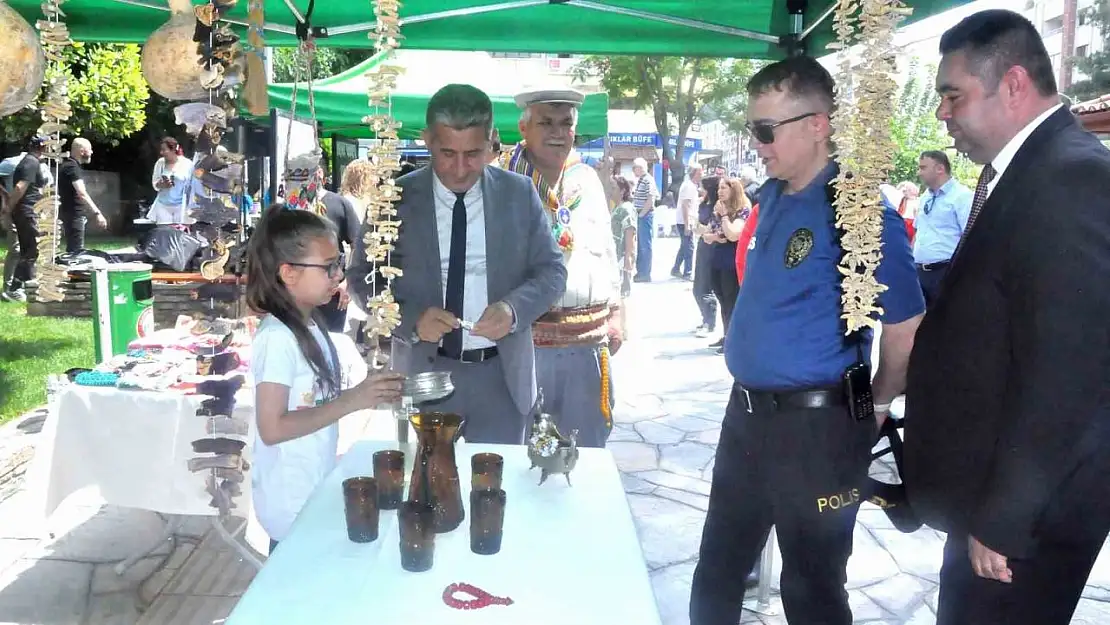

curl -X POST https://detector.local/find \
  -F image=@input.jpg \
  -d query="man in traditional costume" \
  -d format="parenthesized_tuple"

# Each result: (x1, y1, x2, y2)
(502, 87, 623, 448)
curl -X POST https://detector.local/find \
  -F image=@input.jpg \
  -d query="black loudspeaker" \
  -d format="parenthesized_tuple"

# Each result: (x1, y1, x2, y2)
(223, 118, 270, 158)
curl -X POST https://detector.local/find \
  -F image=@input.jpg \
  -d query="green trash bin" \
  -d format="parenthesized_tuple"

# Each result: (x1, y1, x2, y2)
(91, 262, 155, 363)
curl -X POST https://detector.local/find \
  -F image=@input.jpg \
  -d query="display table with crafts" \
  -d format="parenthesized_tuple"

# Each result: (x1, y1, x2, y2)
(226, 439, 662, 625)
(25, 316, 372, 573)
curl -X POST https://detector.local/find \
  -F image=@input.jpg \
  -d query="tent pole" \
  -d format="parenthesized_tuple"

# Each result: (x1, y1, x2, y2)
(280, 0, 305, 25)
(800, 1, 839, 42)
(779, 0, 808, 56)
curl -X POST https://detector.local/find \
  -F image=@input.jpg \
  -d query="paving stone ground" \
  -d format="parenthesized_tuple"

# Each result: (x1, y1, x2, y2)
(0, 236, 1109, 624)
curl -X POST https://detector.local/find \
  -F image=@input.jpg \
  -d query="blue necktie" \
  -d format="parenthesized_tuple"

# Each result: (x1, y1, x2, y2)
(441, 192, 467, 358)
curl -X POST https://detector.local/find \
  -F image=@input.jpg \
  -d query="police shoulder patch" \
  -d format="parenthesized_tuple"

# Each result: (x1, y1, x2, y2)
(784, 228, 814, 269)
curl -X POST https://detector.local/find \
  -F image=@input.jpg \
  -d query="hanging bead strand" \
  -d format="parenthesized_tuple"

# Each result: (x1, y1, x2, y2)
(362, 0, 405, 367)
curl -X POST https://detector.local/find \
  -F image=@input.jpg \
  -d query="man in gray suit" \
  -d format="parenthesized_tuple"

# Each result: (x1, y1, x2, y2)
(352, 84, 567, 444)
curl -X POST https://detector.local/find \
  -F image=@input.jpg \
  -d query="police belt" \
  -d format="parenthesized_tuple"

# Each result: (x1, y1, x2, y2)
(736, 383, 847, 413)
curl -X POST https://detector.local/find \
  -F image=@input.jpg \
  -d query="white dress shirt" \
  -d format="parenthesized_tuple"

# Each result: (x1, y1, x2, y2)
(432, 172, 494, 350)
(986, 103, 1063, 200)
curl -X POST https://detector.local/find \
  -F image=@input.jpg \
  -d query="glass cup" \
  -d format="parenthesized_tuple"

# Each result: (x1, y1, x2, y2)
(470, 452, 504, 491)
(373, 450, 405, 510)
(389, 337, 415, 443)
(469, 488, 507, 556)
(342, 477, 379, 543)
(399, 501, 436, 572)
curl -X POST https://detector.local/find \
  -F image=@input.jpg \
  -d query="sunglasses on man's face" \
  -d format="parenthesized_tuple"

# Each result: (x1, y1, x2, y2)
(745, 112, 819, 145)
(288, 259, 344, 279)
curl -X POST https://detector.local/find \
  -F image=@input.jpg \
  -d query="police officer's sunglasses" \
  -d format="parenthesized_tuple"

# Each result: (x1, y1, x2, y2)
(745, 112, 819, 145)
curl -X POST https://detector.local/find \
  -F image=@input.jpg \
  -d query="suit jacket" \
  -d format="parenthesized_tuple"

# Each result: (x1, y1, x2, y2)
(349, 165, 567, 415)
(904, 107, 1110, 559)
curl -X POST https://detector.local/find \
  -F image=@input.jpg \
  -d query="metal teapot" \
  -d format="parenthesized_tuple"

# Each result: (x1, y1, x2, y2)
(526, 390, 580, 486)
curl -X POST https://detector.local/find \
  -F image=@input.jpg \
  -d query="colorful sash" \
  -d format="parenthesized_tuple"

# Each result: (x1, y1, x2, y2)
(504, 143, 582, 251)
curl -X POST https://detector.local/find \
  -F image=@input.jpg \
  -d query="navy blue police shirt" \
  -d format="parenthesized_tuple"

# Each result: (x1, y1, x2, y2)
(725, 162, 924, 390)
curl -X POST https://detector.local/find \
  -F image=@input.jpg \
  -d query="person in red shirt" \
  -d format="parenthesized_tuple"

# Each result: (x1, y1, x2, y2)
(735, 201, 759, 286)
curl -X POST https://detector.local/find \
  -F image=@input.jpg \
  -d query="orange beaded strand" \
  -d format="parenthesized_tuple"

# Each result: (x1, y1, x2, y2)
(600, 346, 612, 428)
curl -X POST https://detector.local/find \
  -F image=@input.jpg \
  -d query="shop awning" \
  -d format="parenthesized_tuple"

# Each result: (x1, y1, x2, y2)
(6, 0, 973, 60)
(262, 50, 609, 143)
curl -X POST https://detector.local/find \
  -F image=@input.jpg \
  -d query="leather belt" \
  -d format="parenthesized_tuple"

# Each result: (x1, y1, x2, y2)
(915, 261, 950, 272)
(736, 383, 846, 414)
(438, 346, 499, 364)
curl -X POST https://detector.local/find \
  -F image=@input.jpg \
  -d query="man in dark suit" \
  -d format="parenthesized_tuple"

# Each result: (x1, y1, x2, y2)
(904, 10, 1110, 625)
(350, 84, 567, 445)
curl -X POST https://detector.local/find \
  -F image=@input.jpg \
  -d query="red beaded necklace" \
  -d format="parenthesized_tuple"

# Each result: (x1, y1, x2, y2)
(442, 582, 514, 610)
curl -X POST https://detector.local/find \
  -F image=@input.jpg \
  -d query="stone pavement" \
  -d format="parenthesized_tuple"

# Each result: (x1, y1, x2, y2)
(0, 235, 1109, 624)
(609, 236, 1110, 625)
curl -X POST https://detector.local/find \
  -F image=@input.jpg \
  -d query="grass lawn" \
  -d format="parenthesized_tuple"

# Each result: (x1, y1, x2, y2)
(0, 305, 93, 422)
(0, 235, 139, 423)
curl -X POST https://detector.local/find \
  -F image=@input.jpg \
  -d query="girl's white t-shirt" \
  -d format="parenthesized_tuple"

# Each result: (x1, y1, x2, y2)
(250, 314, 340, 542)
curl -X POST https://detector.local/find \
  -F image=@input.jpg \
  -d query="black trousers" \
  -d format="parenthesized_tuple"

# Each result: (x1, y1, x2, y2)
(60, 211, 87, 253)
(11, 207, 38, 284)
(916, 262, 949, 309)
(710, 263, 739, 336)
(672, 225, 694, 276)
(690, 384, 875, 625)
(692, 241, 718, 330)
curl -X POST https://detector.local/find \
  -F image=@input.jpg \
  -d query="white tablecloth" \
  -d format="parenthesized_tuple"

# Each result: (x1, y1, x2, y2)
(227, 441, 663, 625)
(27, 383, 256, 520)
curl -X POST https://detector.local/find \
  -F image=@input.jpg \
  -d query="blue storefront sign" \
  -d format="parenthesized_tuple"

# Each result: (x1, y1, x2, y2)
(580, 133, 702, 152)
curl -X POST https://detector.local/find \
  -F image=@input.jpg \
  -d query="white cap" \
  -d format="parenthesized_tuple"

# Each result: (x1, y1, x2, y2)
(514, 86, 585, 109)
(633, 157, 649, 169)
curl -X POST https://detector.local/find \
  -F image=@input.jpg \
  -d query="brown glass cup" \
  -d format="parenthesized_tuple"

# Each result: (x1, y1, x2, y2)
(470, 452, 504, 491)
(469, 488, 506, 556)
(399, 501, 435, 572)
(342, 477, 379, 543)
(373, 450, 405, 510)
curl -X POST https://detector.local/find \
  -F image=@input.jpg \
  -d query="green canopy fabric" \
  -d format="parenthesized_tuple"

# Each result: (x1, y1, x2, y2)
(7, 0, 972, 59)
(263, 50, 610, 143)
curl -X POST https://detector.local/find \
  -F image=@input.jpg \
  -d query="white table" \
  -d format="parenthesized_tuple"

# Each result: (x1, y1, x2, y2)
(26, 382, 262, 571)
(227, 441, 663, 625)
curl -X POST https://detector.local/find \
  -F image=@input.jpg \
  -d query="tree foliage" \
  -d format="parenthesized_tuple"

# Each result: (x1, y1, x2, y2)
(890, 59, 978, 189)
(575, 56, 758, 191)
(271, 47, 376, 83)
(1071, 0, 1110, 103)
(0, 43, 148, 146)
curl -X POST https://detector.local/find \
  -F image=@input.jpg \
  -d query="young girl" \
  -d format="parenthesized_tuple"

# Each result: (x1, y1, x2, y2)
(246, 206, 404, 553)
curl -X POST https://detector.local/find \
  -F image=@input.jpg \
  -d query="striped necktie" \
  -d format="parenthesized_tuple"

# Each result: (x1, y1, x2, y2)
(953, 164, 997, 258)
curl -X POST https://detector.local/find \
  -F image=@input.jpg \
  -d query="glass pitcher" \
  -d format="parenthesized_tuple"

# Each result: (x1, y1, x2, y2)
(408, 412, 466, 533)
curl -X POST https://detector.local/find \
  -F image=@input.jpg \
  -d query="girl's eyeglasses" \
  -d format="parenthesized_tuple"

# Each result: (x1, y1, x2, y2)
(288, 260, 344, 278)
(745, 112, 819, 145)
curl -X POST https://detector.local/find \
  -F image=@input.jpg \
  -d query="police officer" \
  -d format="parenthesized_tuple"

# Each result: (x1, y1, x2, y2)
(689, 57, 925, 625)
